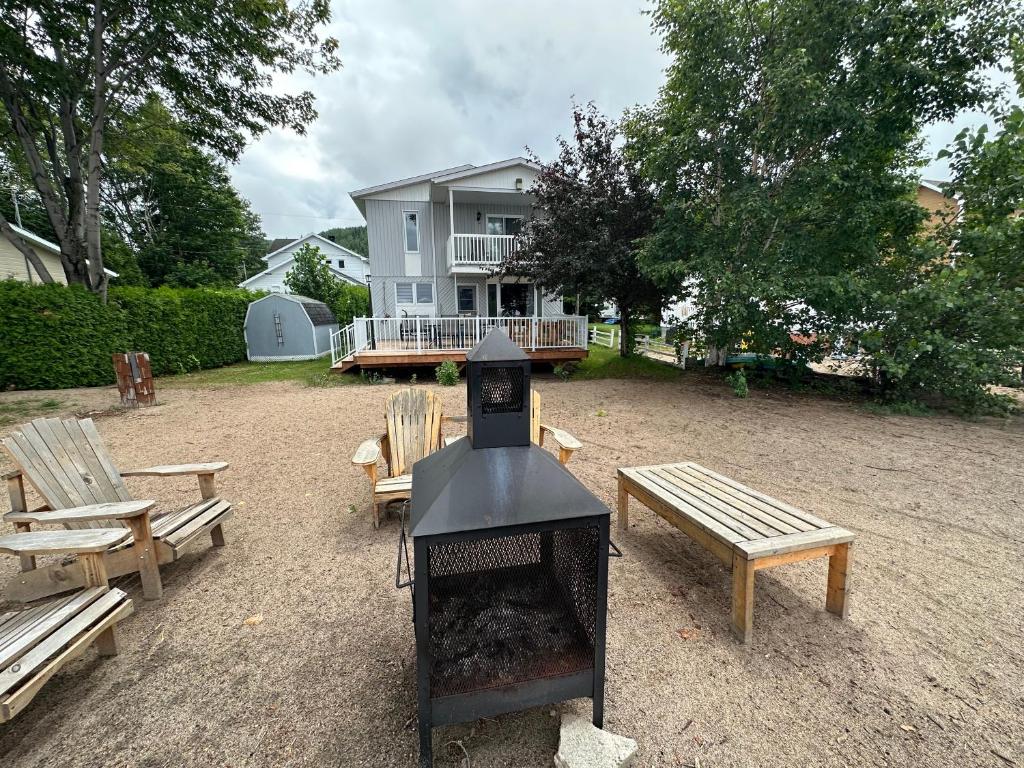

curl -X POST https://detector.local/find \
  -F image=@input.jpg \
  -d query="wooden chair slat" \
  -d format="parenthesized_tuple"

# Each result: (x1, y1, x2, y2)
(76, 419, 132, 502)
(0, 588, 126, 698)
(31, 419, 99, 507)
(60, 419, 124, 504)
(0, 589, 106, 670)
(5, 432, 74, 510)
(18, 423, 87, 509)
(161, 500, 231, 550)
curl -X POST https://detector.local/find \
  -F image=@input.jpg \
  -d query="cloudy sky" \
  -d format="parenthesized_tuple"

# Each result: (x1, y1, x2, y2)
(231, 0, 1009, 239)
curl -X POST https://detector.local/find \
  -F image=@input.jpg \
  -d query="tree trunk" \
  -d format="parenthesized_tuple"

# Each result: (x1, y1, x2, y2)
(619, 304, 633, 357)
(85, 0, 109, 300)
(0, 212, 56, 283)
(704, 344, 728, 367)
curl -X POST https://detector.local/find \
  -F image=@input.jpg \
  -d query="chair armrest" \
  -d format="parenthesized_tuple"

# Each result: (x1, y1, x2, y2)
(121, 462, 228, 477)
(540, 424, 583, 451)
(0, 528, 131, 557)
(5, 499, 156, 525)
(352, 436, 385, 466)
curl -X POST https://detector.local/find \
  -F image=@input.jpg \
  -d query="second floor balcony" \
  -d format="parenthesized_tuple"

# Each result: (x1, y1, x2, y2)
(447, 233, 517, 273)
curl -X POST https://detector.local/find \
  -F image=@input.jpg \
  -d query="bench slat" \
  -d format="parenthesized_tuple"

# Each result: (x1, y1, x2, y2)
(620, 468, 746, 544)
(650, 467, 788, 538)
(150, 499, 219, 539)
(683, 463, 834, 529)
(665, 465, 810, 534)
(640, 468, 764, 541)
(162, 500, 231, 550)
(736, 528, 854, 559)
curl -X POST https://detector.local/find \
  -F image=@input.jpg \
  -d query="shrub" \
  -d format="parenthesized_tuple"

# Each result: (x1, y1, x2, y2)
(435, 359, 459, 386)
(0, 280, 255, 389)
(726, 369, 749, 398)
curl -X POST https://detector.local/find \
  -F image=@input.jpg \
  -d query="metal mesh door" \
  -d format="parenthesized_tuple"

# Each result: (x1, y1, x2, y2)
(479, 366, 524, 414)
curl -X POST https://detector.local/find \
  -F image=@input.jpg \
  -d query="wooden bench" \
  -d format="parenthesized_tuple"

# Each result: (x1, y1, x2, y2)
(617, 462, 854, 643)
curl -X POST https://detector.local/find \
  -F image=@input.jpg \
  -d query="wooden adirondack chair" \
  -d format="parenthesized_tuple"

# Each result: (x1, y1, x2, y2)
(351, 388, 443, 528)
(443, 390, 583, 465)
(2, 417, 232, 603)
(0, 528, 134, 722)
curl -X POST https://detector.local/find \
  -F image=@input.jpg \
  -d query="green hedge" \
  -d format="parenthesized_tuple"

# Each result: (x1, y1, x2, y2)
(0, 281, 256, 389)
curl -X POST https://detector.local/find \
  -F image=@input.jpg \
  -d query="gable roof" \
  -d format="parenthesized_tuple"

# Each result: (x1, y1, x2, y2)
(264, 233, 366, 262)
(430, 157, 540, 184)
(9, 224, 118, 278)
(238, 256, 362, 289)
(350, 164, 475, 199)
(266, 237, 294, 254)
(919, 179, 949, 195)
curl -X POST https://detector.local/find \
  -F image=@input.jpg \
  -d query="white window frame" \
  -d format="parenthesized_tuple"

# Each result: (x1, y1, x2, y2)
(457, 284, 477, 313)
(403, 210, 420, 253)
(485, 213, 524, 236)
(395, 281, 434, 307)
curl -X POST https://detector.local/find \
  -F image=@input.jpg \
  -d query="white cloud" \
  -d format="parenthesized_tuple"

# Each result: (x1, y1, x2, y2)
(231, 0, 1014, 237)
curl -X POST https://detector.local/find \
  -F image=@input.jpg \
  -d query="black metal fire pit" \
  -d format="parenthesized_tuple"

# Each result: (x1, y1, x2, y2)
(398, 329, 614, 767)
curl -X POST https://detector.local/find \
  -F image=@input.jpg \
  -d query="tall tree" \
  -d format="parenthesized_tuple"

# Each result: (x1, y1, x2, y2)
(104, 96, 265, 287)
(284, 242, 369, 325)
(0, 0, 339, 296)
(630, 0, 1016, 365)
(504, 104, 663, 355)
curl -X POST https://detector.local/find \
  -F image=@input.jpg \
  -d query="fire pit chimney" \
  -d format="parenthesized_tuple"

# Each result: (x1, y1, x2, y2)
(465, 327, 531, 449)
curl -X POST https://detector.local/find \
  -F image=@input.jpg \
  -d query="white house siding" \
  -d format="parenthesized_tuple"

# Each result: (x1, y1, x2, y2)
(365, 199, 441, 316)
(0, 236, 67, 285)
(441, 165, 539, 191)
(242, 236, 367, 294)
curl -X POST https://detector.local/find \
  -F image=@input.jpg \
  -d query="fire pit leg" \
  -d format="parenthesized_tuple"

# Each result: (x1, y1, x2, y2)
(414, 539, 434, 767)
(592, 522, 610, 729)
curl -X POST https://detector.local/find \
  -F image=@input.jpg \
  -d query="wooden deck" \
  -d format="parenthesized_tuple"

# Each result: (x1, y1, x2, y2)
(331, 347, 587, 373)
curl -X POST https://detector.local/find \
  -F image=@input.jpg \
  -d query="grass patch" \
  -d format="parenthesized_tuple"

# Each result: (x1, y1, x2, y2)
(161, 359, 358, 388)
(0, 396, 66, 427)
(574, 344, 685, 381)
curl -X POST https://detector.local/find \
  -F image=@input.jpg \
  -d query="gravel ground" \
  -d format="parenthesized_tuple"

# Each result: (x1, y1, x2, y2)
(0, 377, 1021, 768)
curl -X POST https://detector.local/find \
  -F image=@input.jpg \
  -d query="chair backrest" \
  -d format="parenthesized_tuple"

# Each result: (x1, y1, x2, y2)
(530, 389, 542, 445)
(2, 417, 132, 529)
(384, 389, 444, 476)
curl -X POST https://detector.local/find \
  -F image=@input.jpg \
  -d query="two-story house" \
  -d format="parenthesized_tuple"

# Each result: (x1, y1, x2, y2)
(239, 233, 368, 293)
(329, 158, 587, 371)
(350, 157, 564, 319)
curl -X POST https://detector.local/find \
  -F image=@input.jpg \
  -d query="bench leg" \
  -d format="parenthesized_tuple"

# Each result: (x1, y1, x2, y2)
(210, 523, 226, 547)
(94, 626, 119, 657)
(731, 553, 754, 644)
(617, 476, 629, 531)
(826, 542, 852, 619)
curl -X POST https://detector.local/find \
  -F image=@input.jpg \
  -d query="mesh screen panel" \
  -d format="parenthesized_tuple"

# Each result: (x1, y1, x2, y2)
(426, 526, 599, 697)
(479, 367, 524, 414)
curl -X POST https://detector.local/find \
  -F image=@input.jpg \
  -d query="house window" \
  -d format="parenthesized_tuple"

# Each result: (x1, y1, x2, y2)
(458, 286, 476, 313)
(404, 211, 420, 252)
(396, 282, 433, 305)
(485, 214, 523, 236)
(337, 259, 345, 269)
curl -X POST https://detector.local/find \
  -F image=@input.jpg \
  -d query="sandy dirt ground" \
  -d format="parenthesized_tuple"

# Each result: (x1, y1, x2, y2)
(0, 377, 1021, 768)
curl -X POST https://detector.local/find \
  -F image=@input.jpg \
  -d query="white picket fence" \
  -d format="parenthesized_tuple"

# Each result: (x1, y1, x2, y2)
(589, 326, 618, 349)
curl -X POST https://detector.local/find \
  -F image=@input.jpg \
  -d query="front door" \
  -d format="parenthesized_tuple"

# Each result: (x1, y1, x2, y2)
(500, 283, 530, 317)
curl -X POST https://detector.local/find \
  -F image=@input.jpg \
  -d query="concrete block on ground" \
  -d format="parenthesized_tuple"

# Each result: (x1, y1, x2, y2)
(554, 713, 637, 768)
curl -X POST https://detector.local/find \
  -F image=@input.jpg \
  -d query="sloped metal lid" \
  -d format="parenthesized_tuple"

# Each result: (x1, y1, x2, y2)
(466, 327, 529, 362)
(410, 439, 609, 537)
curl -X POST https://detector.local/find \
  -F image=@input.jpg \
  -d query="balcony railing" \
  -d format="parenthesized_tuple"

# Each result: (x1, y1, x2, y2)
(330, 315, 588, 365)
(447, 234, 516, 268)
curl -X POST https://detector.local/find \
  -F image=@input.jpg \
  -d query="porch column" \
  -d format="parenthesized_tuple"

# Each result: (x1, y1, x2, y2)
(448, 187, 455, 268)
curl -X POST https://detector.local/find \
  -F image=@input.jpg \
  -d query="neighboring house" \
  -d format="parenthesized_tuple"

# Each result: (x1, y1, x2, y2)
(0, 225, 117, 284)
(917, 179, 958, 229)
(349, 157, 563, 318)
(238, 233, 368, 293)
(243, 294, 338, 361)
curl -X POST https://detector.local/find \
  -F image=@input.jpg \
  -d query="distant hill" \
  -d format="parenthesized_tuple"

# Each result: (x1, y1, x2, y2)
(320, 226, 368, 258)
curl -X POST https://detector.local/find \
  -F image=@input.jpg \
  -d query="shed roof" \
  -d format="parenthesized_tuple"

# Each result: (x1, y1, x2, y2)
(252, 294, 338, 326)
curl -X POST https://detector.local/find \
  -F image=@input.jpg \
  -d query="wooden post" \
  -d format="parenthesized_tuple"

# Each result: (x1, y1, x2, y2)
(80, 551, 119, 656)
(7, 473, 35, 571)
(617, 475, 629, 531)
(826, 542, 852, 619)
(197, 473, 217, 500)
(731, 552, 754, 644)
(125, 513, 162, 600)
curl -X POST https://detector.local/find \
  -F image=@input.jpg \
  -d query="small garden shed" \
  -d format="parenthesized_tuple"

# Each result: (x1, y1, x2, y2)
(244, 294, 338, 362)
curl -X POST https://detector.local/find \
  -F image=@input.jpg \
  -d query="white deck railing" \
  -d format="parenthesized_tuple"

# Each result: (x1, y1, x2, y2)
(330, 315, 588, 364)
(447, 234, 516, 267)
